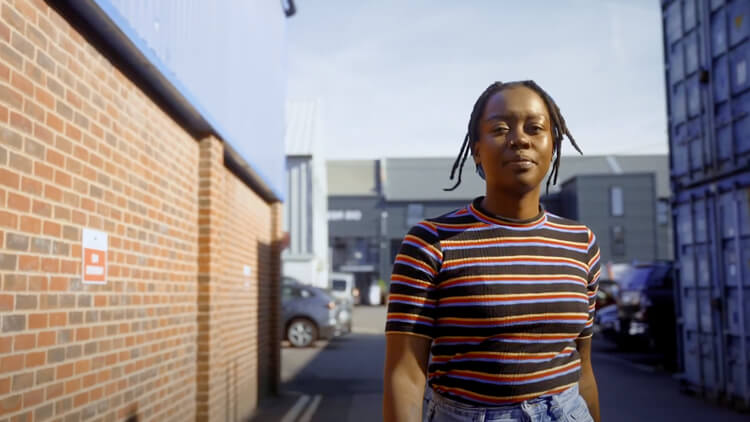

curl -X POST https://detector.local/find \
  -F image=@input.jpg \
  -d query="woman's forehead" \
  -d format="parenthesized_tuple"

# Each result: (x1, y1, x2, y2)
(483, 85, 550, 120)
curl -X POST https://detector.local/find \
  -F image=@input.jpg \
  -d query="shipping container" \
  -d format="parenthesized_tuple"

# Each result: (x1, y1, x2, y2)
(663, 0, 750, 190)
(672, 171, 750, 409)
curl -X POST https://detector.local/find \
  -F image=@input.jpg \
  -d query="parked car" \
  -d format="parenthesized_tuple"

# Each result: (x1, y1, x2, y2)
(594, 279, 620, 339)
(282, 278, 340, 347)
(615, 262, 678, 370)
(329, 273, 354, 334)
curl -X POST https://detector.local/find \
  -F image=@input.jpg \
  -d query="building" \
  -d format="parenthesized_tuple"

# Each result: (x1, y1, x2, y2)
(283, 100, 329, 288)
(0, 1, 290, 421)
(327, 155, 671, 287)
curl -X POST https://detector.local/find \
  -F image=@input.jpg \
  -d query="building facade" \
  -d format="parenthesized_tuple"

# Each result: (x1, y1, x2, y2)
(328, 155, 672, 289)
(283, 101, 329, 288)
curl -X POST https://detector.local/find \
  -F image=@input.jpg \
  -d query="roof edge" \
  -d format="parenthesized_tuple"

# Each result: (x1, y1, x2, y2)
(53, 0, 281, 203)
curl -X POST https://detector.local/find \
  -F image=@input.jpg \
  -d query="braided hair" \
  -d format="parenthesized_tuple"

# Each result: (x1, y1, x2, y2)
(444, 80, 582, 193)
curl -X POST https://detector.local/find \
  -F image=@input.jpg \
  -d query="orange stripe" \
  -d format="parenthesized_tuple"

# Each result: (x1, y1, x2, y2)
(440, 293, 586, 304)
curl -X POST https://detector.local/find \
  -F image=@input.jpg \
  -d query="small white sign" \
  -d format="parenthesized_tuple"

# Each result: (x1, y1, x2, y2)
(82, 228, 107, 285)
(243, 265, 252, 277)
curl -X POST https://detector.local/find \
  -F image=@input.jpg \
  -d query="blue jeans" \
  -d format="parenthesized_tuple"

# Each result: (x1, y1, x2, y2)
(422, 384, 594, 422)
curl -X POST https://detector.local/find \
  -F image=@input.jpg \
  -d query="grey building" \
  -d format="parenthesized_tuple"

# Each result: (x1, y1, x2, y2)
(328, 155, 672, 288)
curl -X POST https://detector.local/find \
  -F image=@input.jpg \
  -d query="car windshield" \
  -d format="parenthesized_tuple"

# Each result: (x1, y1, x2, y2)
(621, 267, 653, 290)
(332, 280, 347, 291)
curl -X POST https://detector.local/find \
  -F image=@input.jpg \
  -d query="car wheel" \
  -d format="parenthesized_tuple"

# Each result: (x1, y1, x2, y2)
(287, 318, 317, 347)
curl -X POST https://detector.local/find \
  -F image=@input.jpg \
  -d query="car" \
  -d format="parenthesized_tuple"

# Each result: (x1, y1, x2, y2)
(615, 261, 678, 369)
(329, 273, 355, 334)
(594, 279, 620, 339)
(282, 278, 340, 347)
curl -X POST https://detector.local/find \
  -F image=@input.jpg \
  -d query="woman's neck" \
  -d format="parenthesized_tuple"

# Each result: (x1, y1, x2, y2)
(481, 188, 542, 220)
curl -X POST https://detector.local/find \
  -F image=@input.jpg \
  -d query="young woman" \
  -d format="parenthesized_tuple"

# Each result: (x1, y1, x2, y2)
(383, 81, 601, 422)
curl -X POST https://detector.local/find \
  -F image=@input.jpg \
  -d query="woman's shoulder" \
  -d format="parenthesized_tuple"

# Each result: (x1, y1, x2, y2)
(543, 211, 595, 235)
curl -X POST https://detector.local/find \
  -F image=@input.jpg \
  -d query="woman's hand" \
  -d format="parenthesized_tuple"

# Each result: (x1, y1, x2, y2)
(383, 333, 432, 422)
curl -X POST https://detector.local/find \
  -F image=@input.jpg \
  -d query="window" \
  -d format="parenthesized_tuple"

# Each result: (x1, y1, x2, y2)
(657, 200, 669, 225)
(611, 225, 626, 257)
(406, 204, 424, 227)
(610, 186, 624, 216)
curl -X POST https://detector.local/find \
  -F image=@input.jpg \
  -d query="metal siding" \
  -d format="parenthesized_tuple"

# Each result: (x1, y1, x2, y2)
(328, 197, 381, 238)
(664, 0, 750, 189)
(103, 0, 287, 196)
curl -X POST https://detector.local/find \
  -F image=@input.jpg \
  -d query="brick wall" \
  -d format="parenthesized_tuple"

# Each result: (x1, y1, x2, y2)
(0, 1, 282, 421)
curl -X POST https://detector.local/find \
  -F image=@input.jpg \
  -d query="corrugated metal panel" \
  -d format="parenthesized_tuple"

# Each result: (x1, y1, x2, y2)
(102, 0, 288, 197)
(664, 0, 750, 189)
(673, 172, 750, 406)
(285, 158, 313, 255)
(285, 100, 323, 156)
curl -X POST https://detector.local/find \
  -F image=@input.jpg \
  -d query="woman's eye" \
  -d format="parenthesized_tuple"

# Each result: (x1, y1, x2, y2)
(493, 127, 509, 135)
(527, 125, 544, 133)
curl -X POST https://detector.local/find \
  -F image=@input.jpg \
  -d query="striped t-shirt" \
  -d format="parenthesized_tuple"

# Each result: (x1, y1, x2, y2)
(385, 197, 601, 406)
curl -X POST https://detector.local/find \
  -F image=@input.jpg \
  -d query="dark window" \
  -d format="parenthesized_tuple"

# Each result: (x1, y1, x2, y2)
(332, 280, 347, 291)
(611, 225, 626, 257)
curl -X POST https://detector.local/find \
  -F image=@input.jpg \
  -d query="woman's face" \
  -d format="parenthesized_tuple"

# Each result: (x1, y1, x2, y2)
(473, 85, 554, 195)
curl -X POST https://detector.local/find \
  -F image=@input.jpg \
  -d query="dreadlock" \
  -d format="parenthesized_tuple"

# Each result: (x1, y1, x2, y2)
(444, 80, 583, 193)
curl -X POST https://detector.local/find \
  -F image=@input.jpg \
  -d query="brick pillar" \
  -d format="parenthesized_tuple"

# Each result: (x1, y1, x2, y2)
(196, 136, 226, 422)
(270, 202, 283, 395)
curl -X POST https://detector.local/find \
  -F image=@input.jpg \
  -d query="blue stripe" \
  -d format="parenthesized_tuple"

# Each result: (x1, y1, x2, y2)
(437, 365, 579, 387)
(389, 300, 436, 308)
(390, 280, 432, 290)
(435, 351, 575, 365)
(441, 279, 583, 289)
(438, 319, 586, 328)
(394, 260, 435, 277)
(445, 261, 586, 273)
(387, 318, 433, 327)
(468, 208, 548, 231)
(435, 337, 575, 346)
(440, 298, 589, 307)
(402, 240, 441, 261)
(443, 242, 586, 253)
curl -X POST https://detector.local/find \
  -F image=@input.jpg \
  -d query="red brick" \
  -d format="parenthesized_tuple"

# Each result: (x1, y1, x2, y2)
(48, 312, 66, 327)
(60, 260, 77, 274)
(49, 277, 67, 291)
(19, 216, 41, 234)
(13, 334, 34, 351)
(28, 314, 47, 330)
(36, 331, 54, 347)
(35, 87, 55, 110)
(73, 391, 88, 407)
(75, 327, 90, 342)
(40, 257, 58, 272)
(10, 71, 33, 97)
(46, 112, 63, 132)
(0, 336, 11, 354)
(45, 381, 63, 399)
(0, 211, 17, 228)
(46, 148, 64, 168)
(18, 255, 39, 271)
(64, 377, 80, 395)
(32, 199, 51, 217)
(24, 351, 45, 367)
(0, 168, 19, 189)
(0, 295, 12, 312)
(20, 177, 43, 197)
(0, 393, 22, 415)
(94, 295, 106, 306)
(56, 362, 73, 379)
(9, 111, 32, 134)
(34, 161, 54, 181)
(22, 387, 43, 407)
(74, 359, 89, 375)
(0, 354, 23, 372)
(44, 183, 62, 201)
(43, 221, 61, 237)
(27, 275, 47, 291)
(7, 192, 30, 212)
(0, 377, 8, 395)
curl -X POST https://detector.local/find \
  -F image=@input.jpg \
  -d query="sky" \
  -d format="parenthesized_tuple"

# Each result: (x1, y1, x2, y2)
(286, 0, 668, 160)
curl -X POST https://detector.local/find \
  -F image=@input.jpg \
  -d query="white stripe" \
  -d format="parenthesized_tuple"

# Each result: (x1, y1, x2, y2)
(298, 395, 322, 422)
(280, 395, 310, 422)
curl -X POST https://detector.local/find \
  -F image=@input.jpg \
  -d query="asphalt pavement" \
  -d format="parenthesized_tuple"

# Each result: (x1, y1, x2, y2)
(252, 306, 748, 422)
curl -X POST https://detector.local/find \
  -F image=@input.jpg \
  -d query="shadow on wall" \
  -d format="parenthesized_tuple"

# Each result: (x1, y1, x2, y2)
(257, 239, 283, 403)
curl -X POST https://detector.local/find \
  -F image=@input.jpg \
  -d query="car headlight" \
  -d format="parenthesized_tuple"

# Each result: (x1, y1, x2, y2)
(620, 291, 641, 306)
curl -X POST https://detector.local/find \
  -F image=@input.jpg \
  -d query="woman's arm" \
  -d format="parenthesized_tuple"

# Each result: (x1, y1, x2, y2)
(383, 333, 432, 422)
(576, 337, 600, 422)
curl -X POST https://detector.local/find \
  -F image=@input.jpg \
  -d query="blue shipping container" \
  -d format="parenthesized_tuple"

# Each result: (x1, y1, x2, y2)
(672, 171, 750, 408)
(663, 0, 750, 189)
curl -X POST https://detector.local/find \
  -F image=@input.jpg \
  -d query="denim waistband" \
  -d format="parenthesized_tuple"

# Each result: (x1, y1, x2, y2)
(425, 383, 579, 420)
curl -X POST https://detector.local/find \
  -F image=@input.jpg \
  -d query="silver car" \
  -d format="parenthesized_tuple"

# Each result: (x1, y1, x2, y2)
(282, 279, 339, 347)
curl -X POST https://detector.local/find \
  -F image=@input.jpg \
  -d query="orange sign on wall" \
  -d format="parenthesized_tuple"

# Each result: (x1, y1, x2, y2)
(82, 229, 107, 285)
